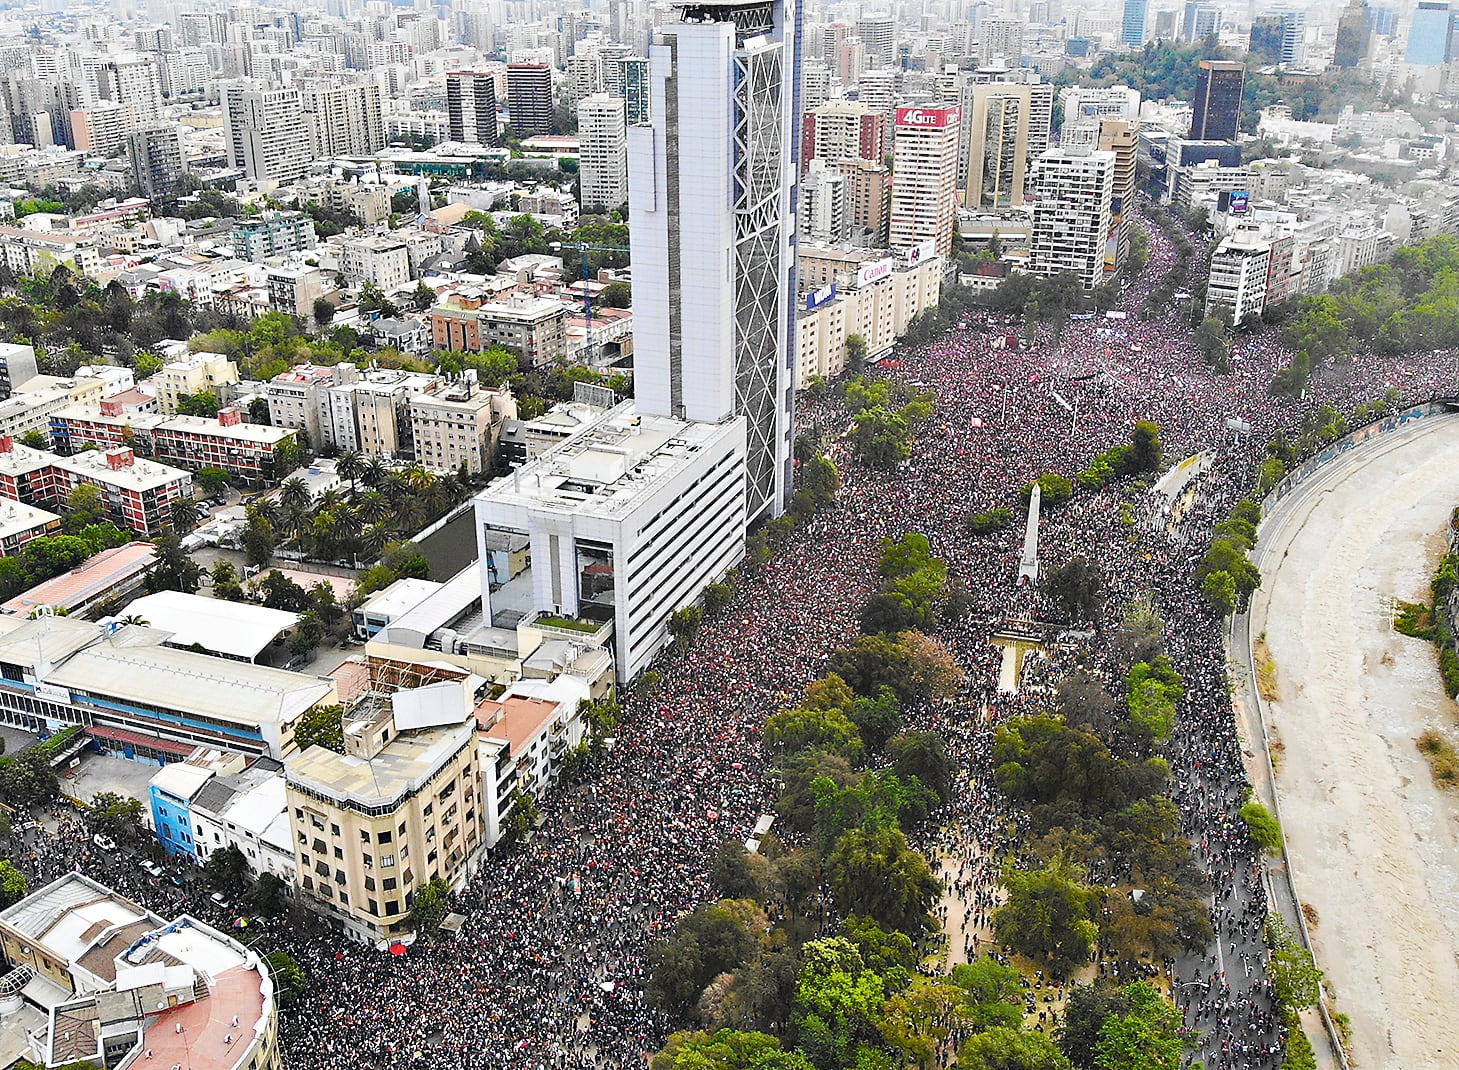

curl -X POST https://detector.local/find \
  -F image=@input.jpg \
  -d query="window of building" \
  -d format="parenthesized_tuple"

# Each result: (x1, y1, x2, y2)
(380, 853, 395, 867)
(383, 877, 397, 891)
(377, 830, 392, 844)
(385, 900, 400, 916)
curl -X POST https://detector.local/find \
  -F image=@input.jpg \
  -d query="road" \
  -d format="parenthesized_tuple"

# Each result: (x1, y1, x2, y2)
(1246, 412, 1459, 1070)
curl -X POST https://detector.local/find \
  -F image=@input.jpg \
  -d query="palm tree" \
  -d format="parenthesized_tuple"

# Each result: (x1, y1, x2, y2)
(315, 487, 345, 514)
(246, 499, 281, 530)
(336, 451, 364, 499)
(119, 613, 149, 627)
(356, 491, 390, 527)
(360, 524, 390, 563)
(169, 497, 204, 533)
(279, 476, 311, 513)
(362, 456, 388, 488)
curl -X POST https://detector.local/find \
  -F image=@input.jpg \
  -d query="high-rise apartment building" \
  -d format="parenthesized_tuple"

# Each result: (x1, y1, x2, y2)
(446, 70, 499, 145)
(577, 92, 627, 211)
(301, 83, 385, 158)
(802, 100, 885, 172)
(980, 18, 1025, 64)
(1189, 60, 1244, 141)
(610, 56, 650, 123)
(857, 15, 897, 67)
(1098, 119, 1139, 269)
(889, 104, 960, 256)
(798, 159, 849, 242)
(223, 83, 312, 183)
(835, 160, 891, 243)
(507, 63, 554, 137)
(97, 55, 161, 123)
(129, 121, 184, 200)
(1121, 0, 1148, 46)
(1029, 147, 1115, 290)
(1330, 0, 1371, 65)
(627, 0, 798, 521)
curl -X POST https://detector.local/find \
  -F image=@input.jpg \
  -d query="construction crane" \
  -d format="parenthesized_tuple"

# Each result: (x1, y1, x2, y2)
(551, 240, 630, 326)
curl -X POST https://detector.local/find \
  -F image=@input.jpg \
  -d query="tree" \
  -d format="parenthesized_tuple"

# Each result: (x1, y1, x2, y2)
(710, 840, 775, 902)
(1092, 982, 1184, 1070)
(600, 281, 632, 308)
(960, 1028, 1073, 1070)
(1126, 656, 1183, 743)
(845, 333, 868, 375)
(793, 937, 887, 1070)
(312, 297, 336, 325)
(87, 792, 145, 844)
(847, 688, 902, 754)
(951, 956, 1024, 1032)
(880, 976, 969, 1069)
(647, 899, 764, 1017)
(290, 612, 323, 660)
(176, 390, 221, 417)
(1022, 473, 1073, 509)
(196, 467, 230, 497)
(292, 704, 345, 753)
(204, 843, 251, 898)
(1043, 558, 1104, 622)
(1128, 421, 1163, 474)
(1194, 316, 1231, 373)
(408, 876, 451, 937)
(248, 872, 290, 917)
(1240, 800, 1283, 852)
(826, 826, 940, 939)
(146, 533, 201, 593)
(888, 731, 953, 804)
(64, 483, 108, 530)
(669, 605, 705, 651)
(169, 497, 204, 533)
(652, 1029, 813, 1070)
(764, 704, 863, 762)
(827, 631, 962, 707)
(242, 512, 275, 568)
(266, 951, 307, 1008)
(1266, 918, 1323, 1010)
(1201, 569, 1237, 616)
(0, 860, 28, 907)
(992, 858, 1101, 976)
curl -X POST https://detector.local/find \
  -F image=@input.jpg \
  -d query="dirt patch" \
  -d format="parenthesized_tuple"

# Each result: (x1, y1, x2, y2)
(1254, 635, 1280, 701)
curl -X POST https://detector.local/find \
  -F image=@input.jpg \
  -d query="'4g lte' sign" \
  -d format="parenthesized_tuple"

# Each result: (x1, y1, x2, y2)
(895, 106, 958, 129)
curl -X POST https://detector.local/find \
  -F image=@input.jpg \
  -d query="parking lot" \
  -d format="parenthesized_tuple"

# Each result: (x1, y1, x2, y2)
(59, 752, 163, 810)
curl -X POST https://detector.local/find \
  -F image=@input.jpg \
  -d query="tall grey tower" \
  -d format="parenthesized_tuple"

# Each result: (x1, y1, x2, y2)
(627, 0, 799, 523)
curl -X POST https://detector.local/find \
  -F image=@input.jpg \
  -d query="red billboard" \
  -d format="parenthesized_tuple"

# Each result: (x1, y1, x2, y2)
(895, 105, 959, 129)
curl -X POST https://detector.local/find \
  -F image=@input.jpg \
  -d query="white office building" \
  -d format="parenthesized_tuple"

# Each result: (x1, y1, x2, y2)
(474, 402, 747, 682)
(627, 0, 797, 523)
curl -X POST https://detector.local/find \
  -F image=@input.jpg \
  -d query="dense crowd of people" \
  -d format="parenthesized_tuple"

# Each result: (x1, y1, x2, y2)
(5, 203, 1458, 1069)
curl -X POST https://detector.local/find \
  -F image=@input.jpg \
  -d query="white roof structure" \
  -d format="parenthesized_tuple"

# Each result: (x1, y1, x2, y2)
(148, 761, 215, 803)
(120, 591, 298, 661)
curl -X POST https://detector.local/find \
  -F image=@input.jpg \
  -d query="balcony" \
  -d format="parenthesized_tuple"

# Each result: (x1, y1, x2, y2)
(523, 611, 613, 647)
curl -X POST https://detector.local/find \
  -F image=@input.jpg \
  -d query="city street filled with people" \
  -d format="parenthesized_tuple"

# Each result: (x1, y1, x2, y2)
(7, 207, 1459, 1069)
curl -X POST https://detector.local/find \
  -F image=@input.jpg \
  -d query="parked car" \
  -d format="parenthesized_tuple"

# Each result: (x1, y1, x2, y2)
(141, 860, 165, 878)
(92, 833, 116, 851)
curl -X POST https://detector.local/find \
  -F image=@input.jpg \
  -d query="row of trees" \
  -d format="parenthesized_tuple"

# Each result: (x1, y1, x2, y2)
(1272, 235, 1459, 395)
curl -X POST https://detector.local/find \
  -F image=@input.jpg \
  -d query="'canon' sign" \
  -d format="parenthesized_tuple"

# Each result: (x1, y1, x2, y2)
(895, 106, 957, 129)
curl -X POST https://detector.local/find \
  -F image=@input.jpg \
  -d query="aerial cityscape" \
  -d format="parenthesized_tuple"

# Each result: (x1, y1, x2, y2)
(0, 0, 1452, 1067)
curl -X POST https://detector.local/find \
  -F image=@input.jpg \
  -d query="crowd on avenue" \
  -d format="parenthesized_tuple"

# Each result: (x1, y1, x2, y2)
(4, 205, 1458, 1070)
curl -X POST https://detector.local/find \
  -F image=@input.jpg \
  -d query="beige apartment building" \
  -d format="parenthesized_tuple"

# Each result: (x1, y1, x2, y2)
(795, 252, 943, 381)
(408, 381, 517, 476)
(155, 351, 240, 413)
(286, 683, 485, 943)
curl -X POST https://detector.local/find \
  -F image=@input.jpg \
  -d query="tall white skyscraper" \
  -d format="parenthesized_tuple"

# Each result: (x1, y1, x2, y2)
(628, 0, 798, 522)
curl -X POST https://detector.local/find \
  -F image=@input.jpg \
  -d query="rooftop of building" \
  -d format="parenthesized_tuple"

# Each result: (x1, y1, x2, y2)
(156, 413, 294, 444)
(357, 577, 443, 619)
(149, 759, 215, 802)
(0, 498, 60, 538)
(0, 615, 333, 729)
(0, 872, 160, 964)
(55, 446, 190, 492)
(475, 400, 743, 518)
(473, 694, 558, 758)
(286, 716, 474, 807)
(117, 590, 299, 661)
(0, 541, 157, 616)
